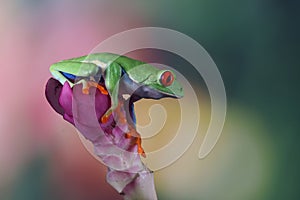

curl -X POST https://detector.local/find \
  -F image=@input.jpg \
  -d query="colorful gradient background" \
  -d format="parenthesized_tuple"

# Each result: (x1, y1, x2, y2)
(1, 1, 299, 200)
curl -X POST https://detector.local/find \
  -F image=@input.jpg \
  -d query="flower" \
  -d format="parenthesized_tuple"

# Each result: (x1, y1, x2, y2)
(45, 78, 157, 199)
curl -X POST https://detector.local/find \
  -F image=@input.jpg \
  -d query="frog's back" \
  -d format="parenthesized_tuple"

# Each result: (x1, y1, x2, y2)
(69, 52, 156, 73)
(82, 53, 140, 64)
(95, 53, 145, 70)
(99, 53, 161, 75)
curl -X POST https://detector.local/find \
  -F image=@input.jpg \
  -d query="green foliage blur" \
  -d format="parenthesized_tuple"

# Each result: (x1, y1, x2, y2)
(151, 1, 299, 199)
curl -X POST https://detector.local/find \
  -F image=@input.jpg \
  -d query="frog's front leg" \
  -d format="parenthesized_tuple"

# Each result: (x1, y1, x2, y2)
(101, 62, 122, 123)
(50, 60, 109, 95)
(79, 80, 108, 95)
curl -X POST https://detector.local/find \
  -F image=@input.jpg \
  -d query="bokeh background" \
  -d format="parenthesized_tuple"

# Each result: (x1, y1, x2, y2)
(1, 0, 299, 199)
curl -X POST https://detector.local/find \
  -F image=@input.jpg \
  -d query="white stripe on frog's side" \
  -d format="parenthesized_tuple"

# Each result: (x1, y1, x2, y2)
(82, 60, 108, 74)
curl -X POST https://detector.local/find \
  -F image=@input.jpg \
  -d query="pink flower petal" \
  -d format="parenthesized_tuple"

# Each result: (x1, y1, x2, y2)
(46, 78, 158, 199)
(59, 82, 73, 117)
(45, 78, 64, 115)
(122, 170, 157, 200)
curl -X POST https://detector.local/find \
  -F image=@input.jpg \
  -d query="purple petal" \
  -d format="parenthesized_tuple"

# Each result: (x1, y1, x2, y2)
(46, 80, 143, 170)
(45, 78, 64, 115)
(106, 169, 137, 193)
(46, 77, 158, 199)
(72, 84, 111, 141)
(59, 82, 73, 117)
(122, 170, 157, 200)
(59, 82, 74, 124)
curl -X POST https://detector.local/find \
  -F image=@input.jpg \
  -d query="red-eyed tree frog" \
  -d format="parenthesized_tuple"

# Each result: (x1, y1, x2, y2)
(50, 52, 184, 128)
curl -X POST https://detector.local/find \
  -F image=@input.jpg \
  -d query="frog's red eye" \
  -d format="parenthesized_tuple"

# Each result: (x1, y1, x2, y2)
(159, 71, 174, 86)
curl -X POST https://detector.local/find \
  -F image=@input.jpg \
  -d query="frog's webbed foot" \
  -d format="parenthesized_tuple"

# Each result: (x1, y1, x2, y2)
(125, 130, 146, 158)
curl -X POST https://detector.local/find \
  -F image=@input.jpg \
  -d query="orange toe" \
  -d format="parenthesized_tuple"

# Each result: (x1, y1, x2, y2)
(96, 84, 108, 95)
(136, 137, 146, 157)
(82, 88, 89, 94)
(100, 110, 112, 124)
(101, 114, 110, 123)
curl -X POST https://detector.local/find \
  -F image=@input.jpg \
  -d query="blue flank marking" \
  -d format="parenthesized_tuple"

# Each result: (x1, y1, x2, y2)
(130, 103, 136, 125)
(61, 72, 76, 81)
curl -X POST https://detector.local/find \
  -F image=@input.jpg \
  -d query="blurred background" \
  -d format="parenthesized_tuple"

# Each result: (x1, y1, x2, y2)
(0, 0, 299, 199)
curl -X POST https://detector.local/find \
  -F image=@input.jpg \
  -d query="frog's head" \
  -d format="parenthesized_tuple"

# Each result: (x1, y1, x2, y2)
(148, 69, 183, 99)
(126, 69, 183, 101)
(120, 66, 184, 126)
